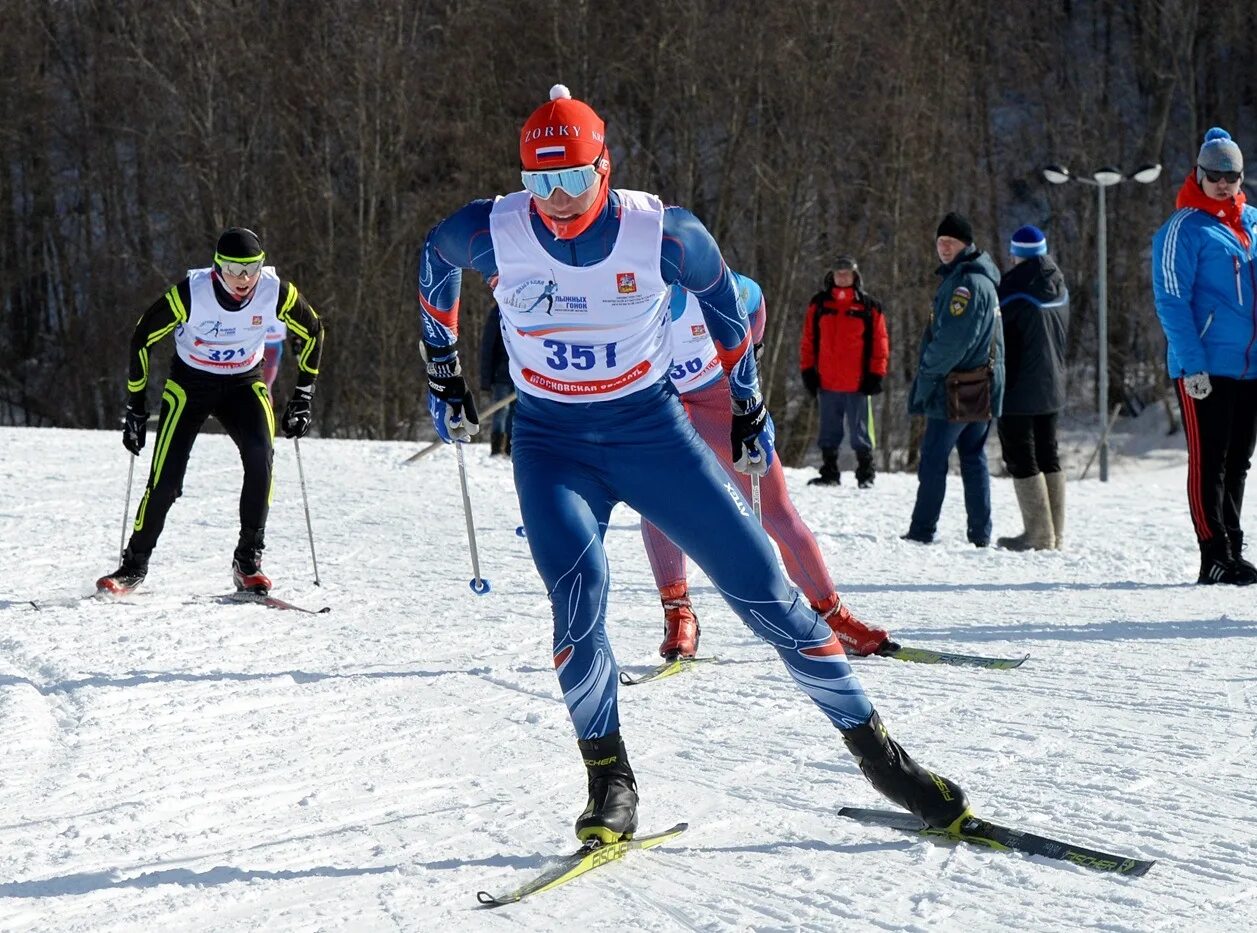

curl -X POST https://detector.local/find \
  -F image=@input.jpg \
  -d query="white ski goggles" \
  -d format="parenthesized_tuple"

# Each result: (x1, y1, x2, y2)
(215, 253, 265, 278)
(521, 162, 599, 200)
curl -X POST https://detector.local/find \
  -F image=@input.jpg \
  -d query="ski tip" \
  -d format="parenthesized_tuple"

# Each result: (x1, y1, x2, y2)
(476, 891, 505, 907)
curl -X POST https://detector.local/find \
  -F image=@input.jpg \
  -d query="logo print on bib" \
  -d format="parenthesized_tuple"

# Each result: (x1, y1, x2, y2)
(507, 278, 558, 316)
(616, 273, 637, 294)
(252, 316, 263, 326)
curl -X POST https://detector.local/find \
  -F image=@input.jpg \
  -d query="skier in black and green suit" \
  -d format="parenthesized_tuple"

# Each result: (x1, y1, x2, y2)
(97, 227, 324, 596)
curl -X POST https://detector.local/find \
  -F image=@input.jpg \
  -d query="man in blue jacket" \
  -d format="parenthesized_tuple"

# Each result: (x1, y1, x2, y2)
(904, 212, 1005, 547)
(1152, 127, 1257, 585)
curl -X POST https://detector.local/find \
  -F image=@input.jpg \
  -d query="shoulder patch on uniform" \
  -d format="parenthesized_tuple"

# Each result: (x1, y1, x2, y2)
(949, 286, 971, 317)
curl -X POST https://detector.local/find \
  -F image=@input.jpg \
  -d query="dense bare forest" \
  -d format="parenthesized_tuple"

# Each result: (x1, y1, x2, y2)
(2, 0, 1253, 465)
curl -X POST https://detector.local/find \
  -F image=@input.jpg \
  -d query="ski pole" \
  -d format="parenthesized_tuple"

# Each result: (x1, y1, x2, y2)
(119, 454, 136, 563)
(292, 437, 322, 586)
(751, 472, 762, 524)
(455, 440, 490, 594)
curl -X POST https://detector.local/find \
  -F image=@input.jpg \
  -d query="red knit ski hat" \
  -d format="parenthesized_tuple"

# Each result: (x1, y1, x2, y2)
(520, 85, 607, 170)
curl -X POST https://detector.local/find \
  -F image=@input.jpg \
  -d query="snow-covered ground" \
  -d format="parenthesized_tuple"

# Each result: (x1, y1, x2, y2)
(1, 421, 1254, 932)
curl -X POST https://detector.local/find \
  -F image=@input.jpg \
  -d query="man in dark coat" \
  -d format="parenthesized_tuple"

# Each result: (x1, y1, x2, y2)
(995, 226, 1070, 550)
(904, 212, 1004, 547)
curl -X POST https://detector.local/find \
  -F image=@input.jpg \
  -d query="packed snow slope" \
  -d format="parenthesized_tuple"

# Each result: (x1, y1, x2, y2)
(1, 423, 1254, 932)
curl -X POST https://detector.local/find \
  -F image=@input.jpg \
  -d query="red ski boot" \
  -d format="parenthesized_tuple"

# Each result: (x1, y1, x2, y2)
(813, 594, 897, 656)
(96, 547, 148, 595)
(658, 582, 700, 660)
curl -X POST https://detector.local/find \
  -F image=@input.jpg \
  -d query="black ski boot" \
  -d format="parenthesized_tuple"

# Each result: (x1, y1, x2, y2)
(855, 450, 876, 489)
(574, 732, 639, 845)
(96, 546, 149, 595)
(839, 710, 970, 830)
(232, 527, 272, 595)
(1198, 538, 1252, 585)
(1229, 531, 1257, 584)
(808, 447, 840, 487)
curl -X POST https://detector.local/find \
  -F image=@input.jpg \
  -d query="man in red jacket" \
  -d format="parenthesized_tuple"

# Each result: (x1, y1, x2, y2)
(800, 256, 889, 488)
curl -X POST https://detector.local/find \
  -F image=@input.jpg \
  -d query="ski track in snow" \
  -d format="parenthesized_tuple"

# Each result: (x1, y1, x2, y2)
(1, 425, 1256, 932)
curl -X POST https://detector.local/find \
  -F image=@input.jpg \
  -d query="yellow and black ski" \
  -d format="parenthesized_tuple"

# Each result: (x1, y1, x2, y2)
(618, 657, 717, 686)
(880, 646, 1029, 669)
(476, 822, 688, 907)
(839, 807, 1154, 876)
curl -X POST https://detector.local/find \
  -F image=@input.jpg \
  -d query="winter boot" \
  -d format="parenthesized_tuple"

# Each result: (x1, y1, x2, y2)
(658, 582, 700, 660)
(1230, 531, 1257, 584)
(1197, 538, 1252, 585)
(808, 447, 840, 486)
(574, 732, 639, 845)
(996, 474, 1055, 551)
(490, 431, 506, 456)
(1043, 471, 1066, 550)
(855, 450, 876, 489)
(839, 710, 970, 830)
(96, 545, 149, 595)
(814, 594, 898, 656)
(232, 527, 272, 595)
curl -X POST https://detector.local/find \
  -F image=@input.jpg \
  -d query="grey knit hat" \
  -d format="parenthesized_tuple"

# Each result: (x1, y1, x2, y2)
(1197, 127, 1243, 174)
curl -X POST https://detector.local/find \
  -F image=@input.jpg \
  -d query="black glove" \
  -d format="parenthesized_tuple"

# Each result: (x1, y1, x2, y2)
(426, 345, 480, 442)
(122, 397, 147, 455)
(860, 373, 884, 396)
(282, 386, 314, 438)
(801, 368, 820, 397)
(730, 393, 774, 476)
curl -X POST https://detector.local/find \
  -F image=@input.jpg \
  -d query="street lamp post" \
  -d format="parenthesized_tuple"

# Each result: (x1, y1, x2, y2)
(1041, 162, 1162, 481)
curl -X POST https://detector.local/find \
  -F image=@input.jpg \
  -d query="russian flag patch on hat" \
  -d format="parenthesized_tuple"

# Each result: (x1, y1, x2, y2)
(535, 145, 567, 161)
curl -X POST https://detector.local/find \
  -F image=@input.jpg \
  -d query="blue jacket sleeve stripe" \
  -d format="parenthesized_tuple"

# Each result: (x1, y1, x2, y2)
(1159, 209, 1192, 299)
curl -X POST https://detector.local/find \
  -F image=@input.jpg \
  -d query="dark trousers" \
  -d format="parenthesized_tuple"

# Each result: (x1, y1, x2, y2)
(1176, 376, 1257, 546)
(129, 360, 275, 557)
(908, 417, 992, 544)
(997, 413, 1060, 478)
(817, 390, 873, 453)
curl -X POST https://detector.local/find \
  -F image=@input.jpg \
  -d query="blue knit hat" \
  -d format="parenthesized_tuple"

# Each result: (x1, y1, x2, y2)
(1010, 225, 1047, 258)
(1197, 127, 1243, 174)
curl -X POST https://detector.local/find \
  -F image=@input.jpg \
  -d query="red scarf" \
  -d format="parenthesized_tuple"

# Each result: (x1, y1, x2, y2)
(1176, 173, 1251, 249)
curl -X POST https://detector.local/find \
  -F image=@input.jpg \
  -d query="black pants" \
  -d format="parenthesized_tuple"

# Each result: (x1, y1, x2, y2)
(129, 359, 275, 557)
(1176, 375, 1257, 546)
(996, 412, 1060, 478)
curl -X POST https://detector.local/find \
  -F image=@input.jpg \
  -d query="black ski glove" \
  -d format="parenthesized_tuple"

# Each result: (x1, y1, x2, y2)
(859, 373, 884, 396)
(122, 397, 147, 455)
(801, 368, 820, 397)
(426, 345, 480, 443)
(730, 393, 775, 476)
(282, 386, 314, 438)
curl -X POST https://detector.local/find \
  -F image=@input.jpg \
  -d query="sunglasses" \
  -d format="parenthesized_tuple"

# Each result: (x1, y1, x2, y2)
(521, 162, 599, 200)
(1203, 169, 1242, 184)
(215, 254, 265, 278)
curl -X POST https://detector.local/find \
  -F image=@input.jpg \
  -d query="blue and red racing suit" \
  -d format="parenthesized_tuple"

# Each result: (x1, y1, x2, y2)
(418, 189, 873, 739)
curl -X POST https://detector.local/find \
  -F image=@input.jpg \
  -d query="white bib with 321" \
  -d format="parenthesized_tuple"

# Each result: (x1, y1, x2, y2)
(174, 267, 281, 376)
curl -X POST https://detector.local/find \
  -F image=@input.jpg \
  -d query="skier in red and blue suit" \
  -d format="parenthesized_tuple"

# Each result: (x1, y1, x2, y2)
(640, 272, 898, 661)
(416, 85, 971, 846)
